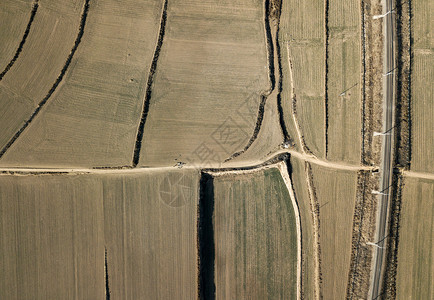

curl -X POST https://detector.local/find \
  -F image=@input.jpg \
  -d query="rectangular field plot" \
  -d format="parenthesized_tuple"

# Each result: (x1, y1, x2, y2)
(0, 169, 199, 299)
(310, 164, 358, 299)
(289, 45, 326, 156)
(280, 0, 325, 157)
(410, 0, 434, 173)
(211, 168, 298, 299)
(327, 33, 361, 163)
(0, 174, 105, 299)
(326, 0, 361, 164)
(139, 0, 268, 167)
(396, 176, 433, 300)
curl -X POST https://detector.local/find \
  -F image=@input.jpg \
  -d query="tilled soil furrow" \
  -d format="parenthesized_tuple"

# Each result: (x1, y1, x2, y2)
(0, 0, 39, 81)
(0, 0, 91, 159)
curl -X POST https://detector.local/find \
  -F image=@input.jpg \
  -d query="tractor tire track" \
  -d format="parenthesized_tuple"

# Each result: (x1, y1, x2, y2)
(0, 0, 39, 81)
(132, 0, 168, 167)
(0, 0, 91, 159)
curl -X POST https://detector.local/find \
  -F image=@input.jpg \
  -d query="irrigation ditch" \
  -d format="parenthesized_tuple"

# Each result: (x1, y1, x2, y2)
(380, 0, 413, 297)
(225, 0, 280, 162)
(132, 0, 168, 167)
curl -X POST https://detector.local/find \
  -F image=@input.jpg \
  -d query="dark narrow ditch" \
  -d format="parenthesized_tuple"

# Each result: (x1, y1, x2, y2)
(105, 247, 111, 300)
(380, 173, 403, 298)
(324, 0, 330, 158)
(381, 1, 413, 296)
(0, 0, 91, 159)
(265, 0, 276, 91)
(360, 0, 367, 164)
(198, 173, 215, 300)
(224, 95, 268, 162)
(274, 1, 291, 142)
(393, 0, 412, 169)
(0, 0, 39, 81)
(132, 0, 168, 167)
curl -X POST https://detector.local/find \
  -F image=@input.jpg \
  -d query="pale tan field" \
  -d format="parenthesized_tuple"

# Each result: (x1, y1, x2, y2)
(327, 0, 361, 164)
(396, 176, 433, 300)
(0, 168, 199, 299)
(0, 0, 162, 167)
(310, 164, 358, 299)
(102, 169, 199, 299)
(0, 0, 82, 154)
(0, 0, 33, 71)
(410, 0, 433, 173)
(212, 167, 298, 299)
(139, 0, 268, 167)
(0, 174, 105, 299)
(280, 0, 326, 157)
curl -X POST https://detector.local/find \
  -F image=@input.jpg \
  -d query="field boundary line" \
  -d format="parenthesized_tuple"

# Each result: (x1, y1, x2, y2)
(0, 0, 39, 81)
(132, 0, 168, 167)
(402, 170, 434, 181)
(360, 0, 367, 164)
(324, 0, 330, 158)
(0, 0, 91, 159)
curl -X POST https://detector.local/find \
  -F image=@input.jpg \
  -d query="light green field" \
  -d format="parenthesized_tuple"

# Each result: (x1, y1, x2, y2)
(0, 169, 199, 299)
(212, 167, 298, 299)
(396, 176, 433, 300)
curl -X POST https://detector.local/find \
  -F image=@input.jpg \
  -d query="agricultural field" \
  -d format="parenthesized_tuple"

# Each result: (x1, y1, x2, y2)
(410, 0, 433, 173)
(1, 0, 432, 299)
(0, 0, 33, 73)
(327, 0, 361, 164)
(289, 156, 318, 300)
(210, 167, 298, 299)
(0, 0, 82, 157)
(0, 168, 199, 299)
(280, 0, 326, 157)
(139, 0, 269, 167)
(396, 176, 433, 300)
(310, 163, 358, 299)
(0, 0, 162, 167)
